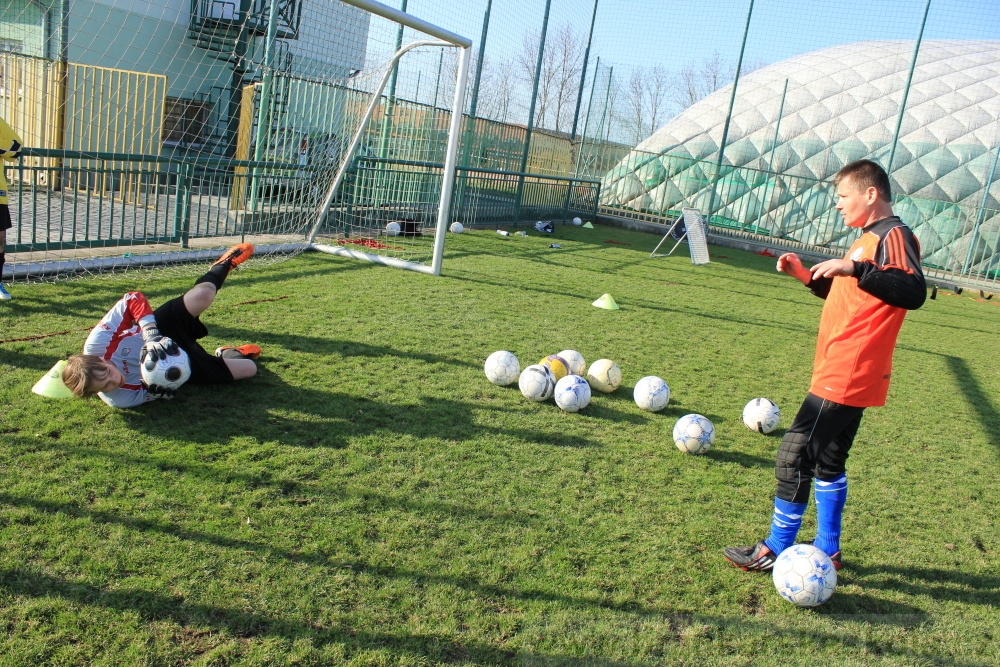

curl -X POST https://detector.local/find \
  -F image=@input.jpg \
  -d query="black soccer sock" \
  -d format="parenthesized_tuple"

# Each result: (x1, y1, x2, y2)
(194, 264, 229, 290)
(0, 252, 5, 280)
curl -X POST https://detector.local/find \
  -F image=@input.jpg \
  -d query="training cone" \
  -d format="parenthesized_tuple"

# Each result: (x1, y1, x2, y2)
(582, 221, 594, 228)
(32, 360, 74, 399)
(592, 293, 619, 310)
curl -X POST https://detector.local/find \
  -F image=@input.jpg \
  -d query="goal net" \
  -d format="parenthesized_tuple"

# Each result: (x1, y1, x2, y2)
(1, 0, 470, 282)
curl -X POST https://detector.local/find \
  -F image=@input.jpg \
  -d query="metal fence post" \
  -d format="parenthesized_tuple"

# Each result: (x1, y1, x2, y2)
(888, 0, 932, 174)
(708, 0, 754, 224)
(171, 161, 193, 248)
(514, 0, 552, 225)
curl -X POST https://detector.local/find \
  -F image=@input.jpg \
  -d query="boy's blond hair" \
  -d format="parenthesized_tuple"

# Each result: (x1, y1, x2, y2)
(62, 354, 110, 398)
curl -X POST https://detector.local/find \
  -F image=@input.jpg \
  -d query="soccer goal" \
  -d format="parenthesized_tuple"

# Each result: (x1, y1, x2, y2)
(1, 0, 470, 283)
(306, 0, 472, 276)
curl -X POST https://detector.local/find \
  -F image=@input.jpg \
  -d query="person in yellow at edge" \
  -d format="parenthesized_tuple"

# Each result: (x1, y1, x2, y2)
(0, 115, 23, 300)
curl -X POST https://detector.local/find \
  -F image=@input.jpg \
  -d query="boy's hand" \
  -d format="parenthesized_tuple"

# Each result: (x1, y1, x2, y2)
(777, 253, 812, 284)
(140, 325, 180, 370)
(810, 258, 856, 280)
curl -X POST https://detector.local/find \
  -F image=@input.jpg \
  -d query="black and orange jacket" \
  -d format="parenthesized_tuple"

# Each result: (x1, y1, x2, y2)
(806, 216, 925, 408)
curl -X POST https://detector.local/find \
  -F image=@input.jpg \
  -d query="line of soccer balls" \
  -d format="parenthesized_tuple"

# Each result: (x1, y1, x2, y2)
(484, 351, 782, 457)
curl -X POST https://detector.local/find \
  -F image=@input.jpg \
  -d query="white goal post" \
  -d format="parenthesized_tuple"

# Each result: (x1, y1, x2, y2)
(306, 0, 472, 276)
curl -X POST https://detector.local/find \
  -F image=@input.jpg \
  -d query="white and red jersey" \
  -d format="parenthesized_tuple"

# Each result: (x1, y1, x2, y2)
(84, 291, 157, 408)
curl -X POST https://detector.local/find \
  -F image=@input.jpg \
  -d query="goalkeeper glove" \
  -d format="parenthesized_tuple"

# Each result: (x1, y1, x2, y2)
(143, 382, 177, 400)
(140, 324, 180, 370)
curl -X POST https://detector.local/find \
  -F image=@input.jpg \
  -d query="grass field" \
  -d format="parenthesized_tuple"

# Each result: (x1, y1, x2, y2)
(1, 224, 999, 666)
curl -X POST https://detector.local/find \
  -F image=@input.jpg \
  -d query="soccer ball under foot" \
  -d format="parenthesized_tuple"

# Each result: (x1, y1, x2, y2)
(772, 544, 837, 607)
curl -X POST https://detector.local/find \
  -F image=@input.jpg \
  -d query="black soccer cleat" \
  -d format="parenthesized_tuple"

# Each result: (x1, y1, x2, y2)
(723, 541, 777, 572)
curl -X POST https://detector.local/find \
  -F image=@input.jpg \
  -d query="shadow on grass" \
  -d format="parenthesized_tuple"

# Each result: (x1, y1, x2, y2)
(845, 562, 1000, 608)
(703, 449, 773, 469)
(117, 363, 606, 450)
(0, 565, 970, 666)
(0, 567, 639, 666)
(944, 356, 1000, 457)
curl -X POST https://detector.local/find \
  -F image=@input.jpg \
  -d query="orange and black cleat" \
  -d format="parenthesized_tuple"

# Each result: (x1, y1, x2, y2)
(213, 243, 254, 270)
(215, 344, 262, 360)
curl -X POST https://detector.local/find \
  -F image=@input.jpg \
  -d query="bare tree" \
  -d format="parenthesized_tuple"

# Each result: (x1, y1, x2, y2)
(472, 54, 517, 124)
(549, 24, 584, 133)
(514, 23, 585, 132)
(618, 65, 673, 145)
(675, 51, 767, 110)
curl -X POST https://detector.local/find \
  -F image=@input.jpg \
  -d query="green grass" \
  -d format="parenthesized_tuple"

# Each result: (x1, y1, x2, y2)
(1, 224, 999, 666)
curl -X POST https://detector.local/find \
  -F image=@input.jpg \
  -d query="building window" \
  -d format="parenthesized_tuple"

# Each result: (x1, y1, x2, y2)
(162, 97, 213, 146)
(0, 39, 24, 53)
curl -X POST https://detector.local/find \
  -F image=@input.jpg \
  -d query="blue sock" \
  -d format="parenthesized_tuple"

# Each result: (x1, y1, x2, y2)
(814, 474, 848, 556)
(763, 498, 807, 555)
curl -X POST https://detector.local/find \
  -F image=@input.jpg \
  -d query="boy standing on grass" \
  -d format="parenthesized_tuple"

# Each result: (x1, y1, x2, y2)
(0, 115, 23, 300)
(61, 243, 263, 408)
(724, 159, 926, 572)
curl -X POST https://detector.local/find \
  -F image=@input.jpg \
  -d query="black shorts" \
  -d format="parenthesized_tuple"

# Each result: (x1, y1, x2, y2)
(0, 204, 11, 232)
(153, 296, 234, 385)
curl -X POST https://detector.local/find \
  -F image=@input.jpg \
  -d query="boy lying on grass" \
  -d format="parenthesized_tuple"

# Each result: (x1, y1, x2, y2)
(62, 244, 262, 408)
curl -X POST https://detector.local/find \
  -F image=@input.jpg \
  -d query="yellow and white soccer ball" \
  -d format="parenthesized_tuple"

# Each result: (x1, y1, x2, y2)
(539, 354, 570, 381)
(586, 359, 621, 393)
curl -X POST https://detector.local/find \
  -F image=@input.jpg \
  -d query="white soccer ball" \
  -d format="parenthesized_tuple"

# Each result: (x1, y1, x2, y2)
(450, 221, 464, 234)
(586, 359, 621, 393)
(772, 544, 838, 607)
(557, 349, 586, 376)
(554, 374, 591, 412)
(743, 397, 781, 434)
(633, 375, 669, 412)
(519, 364, 555, 402)
(140, 347, 191, 393)
(673, 413, 715, 454)
(385, 221, 401, 236)
(572, 217, 582, 226)
(484, 350, 519, 386)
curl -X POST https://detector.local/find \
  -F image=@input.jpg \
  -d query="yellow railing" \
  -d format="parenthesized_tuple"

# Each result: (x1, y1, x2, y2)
(1, 52, 166, 196)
